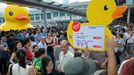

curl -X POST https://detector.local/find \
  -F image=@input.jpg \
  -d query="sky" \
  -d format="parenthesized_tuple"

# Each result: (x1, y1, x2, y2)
(52, 0, 90, 3)
(0, 0, 90, 10)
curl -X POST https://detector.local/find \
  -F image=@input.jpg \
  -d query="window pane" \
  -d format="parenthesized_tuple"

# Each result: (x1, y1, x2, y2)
(47, 13, 51, 19)
(53, 12, 58, 17)
(60, 13, 65, 17)
(35, 14, 40, 20)
(30, 14, 35, 20)
(41, 14, 44, 20)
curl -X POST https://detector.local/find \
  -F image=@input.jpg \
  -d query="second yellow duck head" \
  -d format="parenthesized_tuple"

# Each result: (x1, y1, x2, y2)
(3, 5, 30, 24)
(86, 0, 127, 25)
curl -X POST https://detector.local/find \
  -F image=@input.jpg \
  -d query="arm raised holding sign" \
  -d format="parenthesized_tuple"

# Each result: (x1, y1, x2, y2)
(82, 36, 117, 75)
(106, 36, 117, 75)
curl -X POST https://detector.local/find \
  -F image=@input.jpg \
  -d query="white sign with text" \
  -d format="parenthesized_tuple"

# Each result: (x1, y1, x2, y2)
(73, 26, 104, 50)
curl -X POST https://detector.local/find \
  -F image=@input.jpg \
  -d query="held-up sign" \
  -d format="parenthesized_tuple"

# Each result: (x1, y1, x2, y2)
(67, 22, 106, 51)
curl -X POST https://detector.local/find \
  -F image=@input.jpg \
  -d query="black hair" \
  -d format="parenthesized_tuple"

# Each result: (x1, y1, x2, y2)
(111, 30, 117, 36)
(23, 37, 31, 45)
(74, 51, 82, 58)
(42, 57, 51, 74)
(16, 48, 26, 68)
(122, 28, 126, 33)
(119, 33, 124, 38)
(34, 51, 39, 58)
(38, 48, 45, 57)
(33, 44, 38, 49)
(30, 36, 35, 41)
(13, 41, 22, 52)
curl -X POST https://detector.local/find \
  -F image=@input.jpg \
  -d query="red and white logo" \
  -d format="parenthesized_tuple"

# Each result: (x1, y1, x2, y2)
(72, 21, 81, 32)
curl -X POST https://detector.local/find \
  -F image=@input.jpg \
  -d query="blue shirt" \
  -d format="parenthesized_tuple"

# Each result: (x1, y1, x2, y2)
(42, 32, 47, 38)
(34, 33, 42, 44)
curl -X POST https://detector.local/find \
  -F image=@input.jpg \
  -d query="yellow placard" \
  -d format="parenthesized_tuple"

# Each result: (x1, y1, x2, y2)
(67, 0, 127, 51)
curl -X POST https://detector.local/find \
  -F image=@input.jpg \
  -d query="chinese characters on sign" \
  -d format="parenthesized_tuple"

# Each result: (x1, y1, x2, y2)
(73, 26, 105, 51)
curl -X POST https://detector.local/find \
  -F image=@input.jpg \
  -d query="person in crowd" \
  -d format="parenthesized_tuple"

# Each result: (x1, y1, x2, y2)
(25, 31, 30, 38)
(38, 36, 47, 52)
(58, 40, 74, 72)
(18, 30, 26, 43)
(63, 36, 117, 75)
(118, 57, 134, 75)
(125, 31, 134, 58)
(33, 48, 46, 75)
(0, 44, 10, 75)
(1, 37, 9, 51)
(89, 51, 108, 70)
(23, 38, 33, 62)
(74, 50, 83, 58)
(52, 33, 58, 45)
(68, 45, 75, 54)
(34, 29, 42, 44)
(63, 46, 97, 75)
(42, 28, 47, 38)
(54, 39, 63, 69)
(41, 57, 64, 75)
(10, 41, 23, 64)
(7, 48, 35, 75)
(46, 32, 55, 65)
(120, 28, 128, 41)
(115, 34, 125, 65)
(54, 39, 62, 61)
(32, 44, 38, 53)
(30, 36, 37, 49)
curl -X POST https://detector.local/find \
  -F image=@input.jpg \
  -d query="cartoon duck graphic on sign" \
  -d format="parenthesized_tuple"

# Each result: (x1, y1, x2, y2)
(0, 5, 33, 31)
(67, 0, 127, 51)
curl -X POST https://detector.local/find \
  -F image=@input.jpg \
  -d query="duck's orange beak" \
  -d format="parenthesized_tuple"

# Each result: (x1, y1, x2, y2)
(112, 6, 127, 20)
(15, 15, 28, 20)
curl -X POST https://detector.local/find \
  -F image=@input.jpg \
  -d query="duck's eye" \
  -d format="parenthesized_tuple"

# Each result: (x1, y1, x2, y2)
(104, 5, 109, 11)
(9, 11, 14, 16)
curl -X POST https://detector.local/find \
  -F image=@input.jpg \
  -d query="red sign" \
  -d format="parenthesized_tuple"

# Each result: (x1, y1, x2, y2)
(93, 36, 102, 40)
(93, 45, 102, 48)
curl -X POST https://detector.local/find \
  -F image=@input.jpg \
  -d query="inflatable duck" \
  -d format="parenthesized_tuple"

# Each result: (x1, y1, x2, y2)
(67, 0, 127, 51)
(0, 5, 33, 31)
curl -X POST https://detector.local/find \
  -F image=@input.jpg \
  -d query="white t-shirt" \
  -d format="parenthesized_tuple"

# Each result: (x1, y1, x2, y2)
(68, 46, 75, 54)
(38, 42, 47, 55)
(127, 36, 134, 43)
(31, 41, 37, 48)
(38, 42, 47, 49)
(12, 64, 29, 75)
(59, 51, 74, 72)
(116, 39, 125, 52)
(123, 32, 128, 41)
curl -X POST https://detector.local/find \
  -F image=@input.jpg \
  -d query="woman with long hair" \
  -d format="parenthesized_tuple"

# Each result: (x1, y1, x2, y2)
(7, 48, 35, 75)
(42, 57, 64, 75)
(10, 41, 22, 64)
(46, 32, 55, 65)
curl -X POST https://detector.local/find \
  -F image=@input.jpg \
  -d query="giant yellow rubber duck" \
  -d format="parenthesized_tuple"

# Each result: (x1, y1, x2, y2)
(0, 5, 33, 31)
(67, 0, 127, 51)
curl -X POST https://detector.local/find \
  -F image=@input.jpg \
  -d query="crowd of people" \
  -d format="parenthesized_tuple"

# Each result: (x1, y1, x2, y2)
(0, 22, 134, 75)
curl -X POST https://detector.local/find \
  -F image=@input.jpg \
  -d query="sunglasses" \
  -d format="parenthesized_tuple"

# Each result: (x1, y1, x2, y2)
(48, 35, 52, 36)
